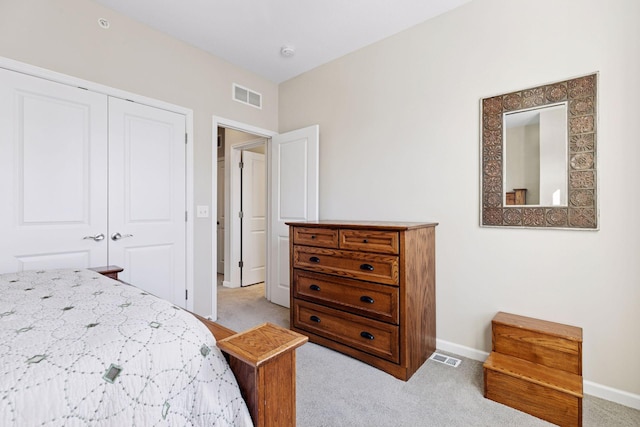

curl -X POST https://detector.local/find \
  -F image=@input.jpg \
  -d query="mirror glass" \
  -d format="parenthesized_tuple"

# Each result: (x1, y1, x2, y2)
(504, 103, 567, 206)
(481, 74, 598, 229)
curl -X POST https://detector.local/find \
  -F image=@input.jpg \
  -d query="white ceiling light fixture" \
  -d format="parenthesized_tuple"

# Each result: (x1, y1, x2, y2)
(280, 45, 295, 58)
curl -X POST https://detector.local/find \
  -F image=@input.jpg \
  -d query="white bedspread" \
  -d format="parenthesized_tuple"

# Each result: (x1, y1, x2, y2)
(0, 268, 253, 426)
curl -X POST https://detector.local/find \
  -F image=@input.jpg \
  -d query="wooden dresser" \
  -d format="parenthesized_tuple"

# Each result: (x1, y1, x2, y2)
(287, 220, 437, 380)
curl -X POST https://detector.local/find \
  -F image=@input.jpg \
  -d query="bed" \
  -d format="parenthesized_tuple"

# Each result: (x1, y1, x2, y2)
(0, 267, 306, 426)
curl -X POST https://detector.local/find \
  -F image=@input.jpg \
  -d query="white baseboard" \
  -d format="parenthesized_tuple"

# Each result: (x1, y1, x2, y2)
(584, 380, 640, 410)
(435, 339, 640, 410)
(436, 338, 489, 362)
(222, 280, 239, 288)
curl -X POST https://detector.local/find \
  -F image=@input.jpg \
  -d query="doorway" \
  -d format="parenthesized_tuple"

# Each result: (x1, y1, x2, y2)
(218, 128, 267, 288)
(212, 117, 276, 321)
(211, 117, 319, 321)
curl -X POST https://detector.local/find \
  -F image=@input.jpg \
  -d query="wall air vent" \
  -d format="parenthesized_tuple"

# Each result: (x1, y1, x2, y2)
(233, 83, 262, 109)
(429, 352, 462, 367)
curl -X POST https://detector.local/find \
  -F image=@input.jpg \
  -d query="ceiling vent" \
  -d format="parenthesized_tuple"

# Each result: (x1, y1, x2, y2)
(233, 83, 262, 109)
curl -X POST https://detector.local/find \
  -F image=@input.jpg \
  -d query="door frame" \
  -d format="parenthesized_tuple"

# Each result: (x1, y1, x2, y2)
(211, 117, 277, 320)
(0, 56, 195, 311)
(216, 158, 225, 274)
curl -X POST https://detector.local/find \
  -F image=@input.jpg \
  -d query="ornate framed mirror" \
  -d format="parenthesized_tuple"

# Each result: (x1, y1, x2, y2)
(480, 73, 598, 229)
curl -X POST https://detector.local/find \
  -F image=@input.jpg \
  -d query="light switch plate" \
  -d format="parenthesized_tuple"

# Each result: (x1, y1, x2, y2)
(196, 205, 209, 218)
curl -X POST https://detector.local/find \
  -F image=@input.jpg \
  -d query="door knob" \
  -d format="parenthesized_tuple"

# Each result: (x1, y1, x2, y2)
(111, 232, 133, 241)
(83, 233, 105, 242)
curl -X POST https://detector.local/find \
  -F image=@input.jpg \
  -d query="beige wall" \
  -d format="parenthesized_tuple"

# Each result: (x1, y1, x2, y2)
(279, 0, 640, 399)
(0, 0, 279, 315)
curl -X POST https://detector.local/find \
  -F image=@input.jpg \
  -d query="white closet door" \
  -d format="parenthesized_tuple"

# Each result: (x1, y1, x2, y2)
(108, 97, 187, 306)
(0, 68, 108, 273)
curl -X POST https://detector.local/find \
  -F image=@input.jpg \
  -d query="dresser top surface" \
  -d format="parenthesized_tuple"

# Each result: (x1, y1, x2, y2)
(286, 220, 438, 230)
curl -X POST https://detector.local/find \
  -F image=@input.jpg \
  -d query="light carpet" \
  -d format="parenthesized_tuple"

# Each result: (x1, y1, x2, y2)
(216, 280, 640, 426)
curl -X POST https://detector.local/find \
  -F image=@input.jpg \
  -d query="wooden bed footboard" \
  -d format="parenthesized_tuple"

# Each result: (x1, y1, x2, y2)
(217, 323, 307, 427)
(91, 266, 308, 427)
(199, 316, 308, 427)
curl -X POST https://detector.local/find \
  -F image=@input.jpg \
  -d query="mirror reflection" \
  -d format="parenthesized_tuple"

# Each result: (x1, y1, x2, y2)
(504, 103, 567, 206)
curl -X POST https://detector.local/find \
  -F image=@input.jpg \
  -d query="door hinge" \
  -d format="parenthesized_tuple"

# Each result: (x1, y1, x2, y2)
(238, 211, 243, 218)
(185, 289, 188, 300)
(239, 161, 244, 169)
(185, 211, 188, 222)
(185, 133, 188, 144)
(238, 261, 244, 268)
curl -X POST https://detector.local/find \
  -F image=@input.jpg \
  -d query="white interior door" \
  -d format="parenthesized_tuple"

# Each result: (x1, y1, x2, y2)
(268, 125, 319, 307)
(0, 68, 108, 273)
(108, 97, 187, 306)
(241, 151, 266, 286)
(217, 158, 225, 274)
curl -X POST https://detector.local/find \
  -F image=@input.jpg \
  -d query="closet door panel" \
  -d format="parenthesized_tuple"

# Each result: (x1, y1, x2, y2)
(127, 117, 173, 221)
(0, 68, 108, 273)
(124, 245, 174, 301)
(108, 97, 186, 306)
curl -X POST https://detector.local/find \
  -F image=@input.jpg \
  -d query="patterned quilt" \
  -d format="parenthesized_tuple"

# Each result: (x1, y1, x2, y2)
(0, 269, 252, 426)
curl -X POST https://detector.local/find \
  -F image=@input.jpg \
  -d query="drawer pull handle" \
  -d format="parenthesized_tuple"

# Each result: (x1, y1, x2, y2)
(310, 315, 321, 323)
(360, 296, 375, 304)
(363, 239, 368, 243)
(360, 263, 374, 271)
(311, 235, 316, 239)
(309, 256, 320, 263)
(310, 284, 321, 291)
(360, 331, 375, 340)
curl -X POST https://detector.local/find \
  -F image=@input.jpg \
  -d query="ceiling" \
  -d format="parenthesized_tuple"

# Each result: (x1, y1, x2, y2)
(93, 0, 471, 83)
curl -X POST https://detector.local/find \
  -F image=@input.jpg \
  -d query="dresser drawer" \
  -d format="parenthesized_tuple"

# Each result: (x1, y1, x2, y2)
(339, 229, 399, 254)
(293, 299, 399, 363)
(293, 270, 399, 324)
(293, 245, 399, 285)
(292, 227, 339, 248)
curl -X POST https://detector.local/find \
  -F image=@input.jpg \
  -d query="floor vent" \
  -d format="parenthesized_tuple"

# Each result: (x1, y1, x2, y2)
(233, 83, 262, 109)
(429, 352, 462, 367)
